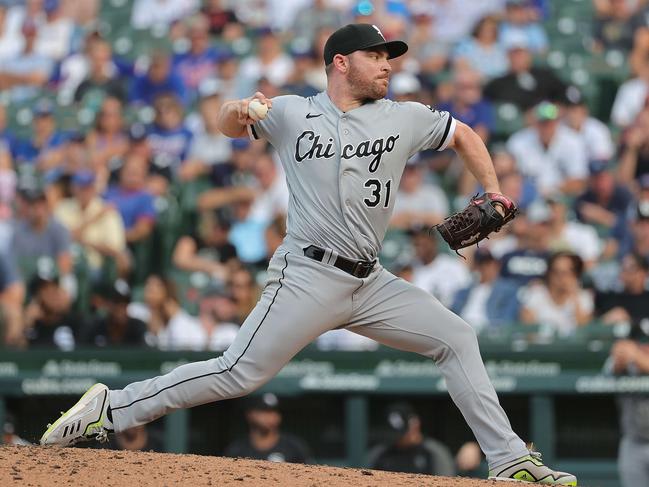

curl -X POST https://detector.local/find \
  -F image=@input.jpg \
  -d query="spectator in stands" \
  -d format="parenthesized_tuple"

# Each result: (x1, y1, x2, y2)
(172, 210, 238, 280)
(593, 0, 636, 53)
(130, 51, 187, 107)
(596, 252, 649, 324)
(453, 14, 509, 81)
(574, 159, 633, 258)
(483, 35, 567, 111)
(0, 19, 54, 102)
(131, 0, 199, 31)
(406, 7, 449, 77)
(205, 137, 257, 191)
(506, 101, 588, 196)
(451, 248, 521, 333)
(291, 0, 343, 44)
(520, 251, 593, 338)
(0, 4, 23, 63)
(0, 251, 25, 348)
(562, 87, 615, 161)
(229, 266, 261, 325)
(86, 97, 129, 180)
(391, 155, 449, 230)
(544, 195, 602, 267)
(80, 279, 148, 348)
(124, 123, 172, 196)
(54, 170, 129, 280)
(109, 425, 164, 452)
(281, 47, 322, 98)
(368, 402, 456, 476)
(620, 197, 649, 264)
(618, 106, 649, 187)
(439, 68, 494, 143)
(172, 14, 220, 99)
(237, 27, 295, 98)
(11, 180, 76, 299)
(183, 89, 231, 181)
(24, 272, 76, 350)
(611, 55, 649, 129)
(499, 0, 548, 54)
(225, 393, 311, 464)
(608, 319, 649, 487)
(409, 226, 472, 307)
(198, 282, 239, 352)
(499, 203, 552, 285)
(428, 0, 504, 47)
(129, 274, 207, 350)
(201, 0, 240, 39)
(388, 71, 422, 102)
(11, 98, 67, 170)
(74, 36, 126, 104)
(0, 138, 15, 222)
(147, 93, 193, 179)
(34, 0, 74, 62)
(2, 411, 30, 446)
(104, 154, 157, 245)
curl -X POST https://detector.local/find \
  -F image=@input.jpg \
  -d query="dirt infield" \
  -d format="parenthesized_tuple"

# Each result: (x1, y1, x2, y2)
(0, 445, 508, 486)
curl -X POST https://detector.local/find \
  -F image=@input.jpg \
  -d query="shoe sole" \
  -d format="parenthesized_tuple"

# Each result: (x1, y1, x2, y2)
(488, 478, 577, 486)
(40, 383, 108, 445)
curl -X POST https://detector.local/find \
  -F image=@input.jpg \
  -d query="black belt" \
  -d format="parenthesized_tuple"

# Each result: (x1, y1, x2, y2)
(303, 245, 376, 278)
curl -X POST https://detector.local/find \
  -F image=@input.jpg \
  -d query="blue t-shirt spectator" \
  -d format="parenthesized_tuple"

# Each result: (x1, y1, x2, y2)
(500, 249, 551, 285)
(130, 72, 187, 107)
(172, 48, 220, 97)
(104, 187, 156, 230)
(147, 124, 193, 172)
(11, 132, 67, 166)
(438, 100, 495, 133)
(0, 251, 19, 292)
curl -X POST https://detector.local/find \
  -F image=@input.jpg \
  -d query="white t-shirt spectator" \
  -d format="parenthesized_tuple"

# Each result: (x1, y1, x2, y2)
(188, 132, 232, 166)
(0, 5, 24, 61)
(412, 254, 472, 307)
(158, 309, 207, 351)
(237, 54, 294, 92)
(35, 15, 74, 61)
(611, 78, 648, 128)
(552, 221, 602, 263)
(561, 118, 614, 161)
(394, 185, 450, 218)
(520, 284, 593, 337)
(506, 125, 588, 195)
(131, 0, 199, 30)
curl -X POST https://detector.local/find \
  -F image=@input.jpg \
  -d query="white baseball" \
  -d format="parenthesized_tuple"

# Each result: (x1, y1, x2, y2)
(248, 99, 269, 121)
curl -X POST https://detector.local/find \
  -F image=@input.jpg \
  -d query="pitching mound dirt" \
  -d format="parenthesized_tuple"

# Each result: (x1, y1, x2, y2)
(0, 445, 511, 486)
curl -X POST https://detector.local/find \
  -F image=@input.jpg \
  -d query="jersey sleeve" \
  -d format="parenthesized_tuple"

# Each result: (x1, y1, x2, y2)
(404, 102, 457, 155)
(247, 95, 295, 147)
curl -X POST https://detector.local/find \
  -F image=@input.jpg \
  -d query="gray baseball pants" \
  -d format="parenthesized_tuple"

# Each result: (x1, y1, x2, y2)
(109, 240, 528, 468)
(619, 436, 649, 487)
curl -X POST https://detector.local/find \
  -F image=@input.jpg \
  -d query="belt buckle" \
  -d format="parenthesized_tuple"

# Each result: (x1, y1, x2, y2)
(352, 260, 374, 278)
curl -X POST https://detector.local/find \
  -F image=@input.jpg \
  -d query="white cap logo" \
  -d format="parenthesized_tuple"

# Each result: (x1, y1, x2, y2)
(372, 25, 385, 41)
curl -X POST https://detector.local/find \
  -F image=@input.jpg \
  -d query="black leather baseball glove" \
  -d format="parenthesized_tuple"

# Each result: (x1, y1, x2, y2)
(434, 193, 518, 253)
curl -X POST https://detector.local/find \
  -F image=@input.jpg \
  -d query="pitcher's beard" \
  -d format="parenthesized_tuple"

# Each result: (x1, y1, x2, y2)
(348, 64, 388, 100)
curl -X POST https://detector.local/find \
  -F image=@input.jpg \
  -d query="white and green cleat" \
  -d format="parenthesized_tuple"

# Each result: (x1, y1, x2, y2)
(488, 451, 577, 485)
(40, 383, 113, 446)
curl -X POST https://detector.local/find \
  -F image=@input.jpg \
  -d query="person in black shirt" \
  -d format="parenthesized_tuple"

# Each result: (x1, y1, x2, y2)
(24, 273, 78, 350)
(367, 402, 457, 476)
(224, 393, 311, 464)
(483, 36, 567, 112)
(596, 252, 649, 324)
(80, 280, 148, 348)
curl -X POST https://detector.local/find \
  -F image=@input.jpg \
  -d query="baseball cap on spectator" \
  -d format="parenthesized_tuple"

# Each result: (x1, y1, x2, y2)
(391, 72, 421, 96)
(385, 402, 417, 439)
(565, 86, 585, 106)
(503, 31, 530, 51)
(128, 122, 148, 142)
(44, 0, 59, 13)
(534, 101, 559, 122)
(108, 279, 132, 303)
(588, 158, 611, 175)
(71, 170, 95, 187)
(231, 138, 251, 151)
(637, 200, 649, 220)
(639, 174, 649, 190)
(474, 247, 496, 264)
(323, 23, 408, 66)
(198, 78, 223, 99)
(29, 270, 59, 296)
(246, 392, 280, 412)
(526, 199, 552, 223)
(33, 98, 54, 118)
(17, 178, 46, 201)
(201, 280, 233, 300)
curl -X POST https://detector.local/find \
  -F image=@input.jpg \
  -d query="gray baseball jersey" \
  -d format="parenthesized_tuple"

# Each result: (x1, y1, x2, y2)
(249, 92, 456, 261)
(108, 92, 528, 470)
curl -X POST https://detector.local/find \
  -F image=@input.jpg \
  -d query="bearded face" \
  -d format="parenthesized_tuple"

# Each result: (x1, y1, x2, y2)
(346, 49, 391, 101)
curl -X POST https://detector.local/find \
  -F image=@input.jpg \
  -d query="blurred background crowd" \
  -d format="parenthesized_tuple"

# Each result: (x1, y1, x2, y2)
(0, 0, 648, 356)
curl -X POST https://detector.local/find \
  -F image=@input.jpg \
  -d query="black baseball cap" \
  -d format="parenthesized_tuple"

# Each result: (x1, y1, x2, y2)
(323, 23, 408, 66)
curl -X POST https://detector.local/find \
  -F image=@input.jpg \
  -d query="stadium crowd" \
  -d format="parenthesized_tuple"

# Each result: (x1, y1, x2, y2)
(0, 0, 649, 354)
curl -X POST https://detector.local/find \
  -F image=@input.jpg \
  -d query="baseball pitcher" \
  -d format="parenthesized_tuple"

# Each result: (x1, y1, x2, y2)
(41, 23, 576, 485)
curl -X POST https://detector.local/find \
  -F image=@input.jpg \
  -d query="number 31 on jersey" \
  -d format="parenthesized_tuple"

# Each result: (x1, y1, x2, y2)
(363, 179, 392, 208)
